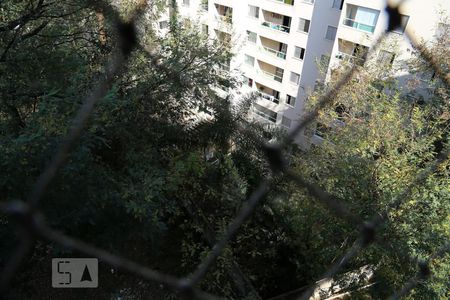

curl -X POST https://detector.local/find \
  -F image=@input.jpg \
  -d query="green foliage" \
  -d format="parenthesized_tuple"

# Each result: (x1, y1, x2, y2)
(293, 36, 450, 297)
(0, 1, 284, 299)
(1, 1, 448, 299)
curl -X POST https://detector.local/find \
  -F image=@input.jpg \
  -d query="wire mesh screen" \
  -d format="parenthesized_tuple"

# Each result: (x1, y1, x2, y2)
(0, 0, 449, 299)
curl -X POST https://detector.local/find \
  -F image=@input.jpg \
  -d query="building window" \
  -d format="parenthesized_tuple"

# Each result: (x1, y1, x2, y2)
(275, 67, 284, 82)
(202, 24, 208, 34)
(182, 0, 190, 6)
(302, 0, 314, 4)
(290, 72, 300, 85)
(282, 116, 292, 128)
(325, 26, 337, 40)
(286, 95, 296, 106)
(248, 5, 259, 19)
(159, 20, 169, 29)
(294, 46, 305, 60)
(243, 76, 253, 87)
(245, 54, 255, 66)
(201, 0, 208, 11)
(344, 5, 379, 33)
(332, 0, 343, 10)
(298, 18, 310, 33)
(247, 31, 257, 43)
(377, 50, 395, 65)
(391, 15, 409, 34)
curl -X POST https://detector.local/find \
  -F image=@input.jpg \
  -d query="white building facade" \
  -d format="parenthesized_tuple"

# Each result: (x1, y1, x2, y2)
(157, 0, 448, 145)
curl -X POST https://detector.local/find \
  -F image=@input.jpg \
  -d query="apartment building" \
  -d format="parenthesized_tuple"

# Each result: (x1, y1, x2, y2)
(156, 0, 448, 146)
(329, 0, 447, 78)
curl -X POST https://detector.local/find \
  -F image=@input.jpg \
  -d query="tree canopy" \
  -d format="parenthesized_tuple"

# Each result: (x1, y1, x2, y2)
(0, 1, 449, 299)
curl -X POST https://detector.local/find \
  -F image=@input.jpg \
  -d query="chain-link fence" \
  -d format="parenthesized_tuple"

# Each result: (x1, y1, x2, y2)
(0, 0, 449, 299)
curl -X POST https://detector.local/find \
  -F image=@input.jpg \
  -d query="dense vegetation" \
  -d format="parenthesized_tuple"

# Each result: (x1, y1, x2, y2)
(0, 1, 448, 299)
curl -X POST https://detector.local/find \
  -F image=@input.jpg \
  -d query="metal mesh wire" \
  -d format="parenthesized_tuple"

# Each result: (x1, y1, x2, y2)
(0, 0, 449, 299)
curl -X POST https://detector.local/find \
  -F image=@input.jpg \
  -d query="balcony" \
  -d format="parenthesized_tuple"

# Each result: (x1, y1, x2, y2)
(258, 69, 283, 83)
(261, 10, 291, 33)
(335, 52, 361, 63)
(253, 103, 277, 123)
(256, 82, 280, 104)
(259, 46, 287, 59)
(343, 18, 376, 33)
(259, 36, 287, 60)
(215, 29, 231, 45)
(343, 5, 379, 34)
(335, 39, 368, 66)
(215, 4, 232, 24)
(261, 21, 290, 33)
(273, 0, 295, 5)
(216, 14, 232, 24)
(257, 91, 280, 104)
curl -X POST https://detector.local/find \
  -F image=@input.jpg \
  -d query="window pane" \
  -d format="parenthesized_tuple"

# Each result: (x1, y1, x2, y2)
(294, 46, 305, 60)
(325, 26, 337, 40)
(345, 6, 379, 33)
(248, 5, 259, 18)
(298, 18, 310, 33)
(245, 54, 255, 66)
(332, 0, 343, 9)
(286, 95, 296, 106)
(392, 15, 409, 34)
(290, 72, 300, 85)
(247, 31, 257, 43)
(202, 24, 208, 34)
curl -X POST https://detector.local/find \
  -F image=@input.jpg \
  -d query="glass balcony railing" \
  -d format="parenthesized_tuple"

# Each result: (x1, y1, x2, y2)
(261, 21, 290, 33)
(257, 91, 280, 104)
(216, 14, 232, 24)
(335, 51, 365, 65)
(259, 46, 286, 59)
(343, 18, 376, 33)
(258, 69, 283, 83)
(253, 109, 277, 123)
(273, 0, 295, 5)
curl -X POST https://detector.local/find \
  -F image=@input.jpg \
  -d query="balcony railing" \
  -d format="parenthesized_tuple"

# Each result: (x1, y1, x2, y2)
(343, 18, 376, 33)
(335, 51, 364, 65)
(273, 0, 295, 5)
(257, 91, 280, 104)
(216, 14, 232, 24)
(259, 46, 286, 59)
(215, 63, 230, 76)
(258, 69, 283, 83)
(261, 21, 290, 33)
(252, 109, 277, 123)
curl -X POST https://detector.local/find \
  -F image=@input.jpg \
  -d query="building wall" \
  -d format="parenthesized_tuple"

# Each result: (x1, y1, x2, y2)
(156, 0, 448, 146)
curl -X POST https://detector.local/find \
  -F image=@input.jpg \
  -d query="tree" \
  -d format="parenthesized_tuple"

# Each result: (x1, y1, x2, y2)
(0, 1, 296, 299)
(285, 29, 449, 298)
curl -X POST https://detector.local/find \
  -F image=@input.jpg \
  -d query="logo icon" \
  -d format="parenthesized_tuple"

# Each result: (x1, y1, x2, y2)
(52, 258, 98, 288)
